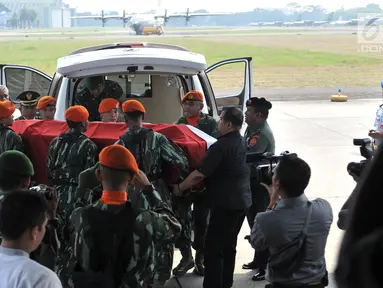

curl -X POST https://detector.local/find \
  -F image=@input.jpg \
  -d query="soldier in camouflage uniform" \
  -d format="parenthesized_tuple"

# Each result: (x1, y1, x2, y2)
(0, 151, 59, 271)
(98, 98, 120, 122)
(37, 96, 57, 121)
(15, 91, 39, 120)
(173, 90, 218, 277)
(243, 97, 275, 281)
(75, 162, 102, 207)
(115, 100, 189, 287)
(46, 105, 98, 286)
(68, 145, 182, 288)
(0, 100, 23, 154)
(75, 76, 123, 122)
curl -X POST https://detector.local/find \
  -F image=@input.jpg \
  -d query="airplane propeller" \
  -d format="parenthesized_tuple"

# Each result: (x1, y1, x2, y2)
(101, 10, 106, 27)
(163, 9, 169, 26)
(185, 8, 190, 26)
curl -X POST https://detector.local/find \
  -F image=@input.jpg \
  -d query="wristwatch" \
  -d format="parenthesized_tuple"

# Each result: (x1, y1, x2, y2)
(266, 203, 277, 211)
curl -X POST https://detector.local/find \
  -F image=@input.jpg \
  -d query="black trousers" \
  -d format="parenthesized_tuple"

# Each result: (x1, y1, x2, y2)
(247, 178, 270, 269)
(192, 192, 210, 251)
(203, 207, 247, 288)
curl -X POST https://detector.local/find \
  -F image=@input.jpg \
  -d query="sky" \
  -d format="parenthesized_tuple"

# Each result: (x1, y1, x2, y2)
(65, 0, 383, 14)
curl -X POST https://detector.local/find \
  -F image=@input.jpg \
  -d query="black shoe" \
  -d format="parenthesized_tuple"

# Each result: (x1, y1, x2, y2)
(193, 250, 205, 276)
(242, 261, 258, 270)
(252, 269, 266, 281)
(172, 246, 195, 277)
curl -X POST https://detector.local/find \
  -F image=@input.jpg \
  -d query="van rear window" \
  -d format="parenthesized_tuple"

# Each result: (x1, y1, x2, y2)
(74, 74, 152, 101)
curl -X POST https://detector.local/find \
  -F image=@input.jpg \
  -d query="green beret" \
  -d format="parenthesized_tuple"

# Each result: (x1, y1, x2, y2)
(246, 97, 272, 110)
(85, 76, 104, 90)
(0, 151, 34, 177)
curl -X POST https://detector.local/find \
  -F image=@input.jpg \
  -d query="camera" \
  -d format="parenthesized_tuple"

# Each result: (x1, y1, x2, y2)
(347, 138, 373, 177)
(353, 138, 373, 160)
(29, 184, 54, 200)
(246, 151, 298, 185)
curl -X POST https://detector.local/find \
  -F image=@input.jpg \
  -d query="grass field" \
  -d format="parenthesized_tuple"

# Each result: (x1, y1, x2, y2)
(0, 31, 382, 88)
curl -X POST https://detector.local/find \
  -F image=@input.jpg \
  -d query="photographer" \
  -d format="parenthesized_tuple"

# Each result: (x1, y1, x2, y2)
(0, 151, 59, 271)
(338, 139, 373, 230)
(243, 97, 275, 281)
(337, 162, 364, 230)
(250, 156, 333, 288)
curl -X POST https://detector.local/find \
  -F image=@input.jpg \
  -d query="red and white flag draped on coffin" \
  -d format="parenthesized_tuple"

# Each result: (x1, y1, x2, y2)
(11, 120, 217, 186)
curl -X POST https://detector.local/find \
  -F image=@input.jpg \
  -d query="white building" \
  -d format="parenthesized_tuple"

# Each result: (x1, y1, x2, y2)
(0, 0, 75, 28)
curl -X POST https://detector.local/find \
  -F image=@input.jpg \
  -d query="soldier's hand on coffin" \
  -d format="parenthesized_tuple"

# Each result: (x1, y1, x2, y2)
(171, 184, 183, 197)
(45, 187, 58, 220)
(132, 170, 151, 190)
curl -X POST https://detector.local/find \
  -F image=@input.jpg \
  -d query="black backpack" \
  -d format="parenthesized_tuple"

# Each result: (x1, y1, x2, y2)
(71, 202, 135, 288)
(267, 201, 313, 278)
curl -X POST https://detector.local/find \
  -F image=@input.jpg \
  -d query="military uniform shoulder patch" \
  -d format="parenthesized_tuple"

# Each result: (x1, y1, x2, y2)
(249, 136, 259, 147)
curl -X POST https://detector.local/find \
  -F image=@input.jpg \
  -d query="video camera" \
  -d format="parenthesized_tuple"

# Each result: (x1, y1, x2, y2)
(246, 151, 298, 185)
(29, 184, 55, 200)
(347, 138, 374, 177)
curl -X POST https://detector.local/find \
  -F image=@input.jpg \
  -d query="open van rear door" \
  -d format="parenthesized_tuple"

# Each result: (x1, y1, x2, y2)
(205, 57, 252, 114)
(1, 65, 52, 103)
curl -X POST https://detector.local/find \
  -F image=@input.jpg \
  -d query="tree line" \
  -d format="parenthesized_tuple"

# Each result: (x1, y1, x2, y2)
(8, 8, 38, 29)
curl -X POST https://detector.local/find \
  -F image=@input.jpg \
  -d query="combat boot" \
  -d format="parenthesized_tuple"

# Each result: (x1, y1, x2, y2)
(172, 245, 194, 277)
(193, 250, 205, 276)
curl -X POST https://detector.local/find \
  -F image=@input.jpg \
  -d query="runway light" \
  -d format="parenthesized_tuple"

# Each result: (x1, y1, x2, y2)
(330, 87, 348, 102)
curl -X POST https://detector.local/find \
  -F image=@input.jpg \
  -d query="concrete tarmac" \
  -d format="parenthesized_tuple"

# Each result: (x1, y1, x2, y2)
(164, 98, 379, 287)
(217, 86, 382, 101)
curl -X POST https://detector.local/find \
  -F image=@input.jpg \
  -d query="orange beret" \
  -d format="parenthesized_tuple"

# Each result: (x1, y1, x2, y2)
(98, 98, 120, 113)
(37, 96, 56, 110)
(0, 100, 16, 118)
(181, 90, 204, 104)
(122, 100, 146, 113)
(99, 144, 139, 174)
(65, 105, 89, 122)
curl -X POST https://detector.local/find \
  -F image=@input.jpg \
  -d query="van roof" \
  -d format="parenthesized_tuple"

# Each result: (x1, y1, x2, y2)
(57, 47, 207, 78)
(69, 42, 191, 54)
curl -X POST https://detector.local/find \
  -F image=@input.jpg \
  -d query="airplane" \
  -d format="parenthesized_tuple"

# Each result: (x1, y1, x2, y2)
(70, 8, 231, 35)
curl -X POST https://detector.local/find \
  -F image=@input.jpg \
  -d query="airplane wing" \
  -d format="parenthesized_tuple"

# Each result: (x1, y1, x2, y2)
(155, 12, 231, 19)
(70, 14, 134, 20)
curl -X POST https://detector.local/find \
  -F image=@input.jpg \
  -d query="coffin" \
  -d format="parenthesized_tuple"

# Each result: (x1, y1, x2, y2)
(11, 120, 212, 186)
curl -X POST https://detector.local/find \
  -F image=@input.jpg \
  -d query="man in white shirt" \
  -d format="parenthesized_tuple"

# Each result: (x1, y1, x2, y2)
(0, 190, 62, 288)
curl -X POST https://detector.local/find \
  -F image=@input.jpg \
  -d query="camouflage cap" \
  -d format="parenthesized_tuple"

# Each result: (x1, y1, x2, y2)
(0, 151, 34, 177)
(84, 76, 104, 90)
